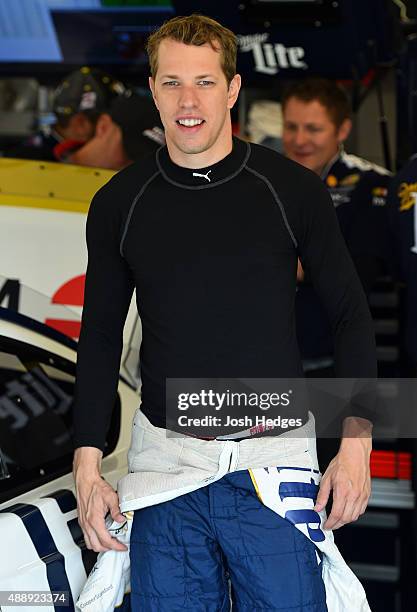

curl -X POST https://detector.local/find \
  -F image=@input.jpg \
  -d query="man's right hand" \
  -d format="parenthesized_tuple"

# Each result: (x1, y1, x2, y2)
(73, 446, 127, 552)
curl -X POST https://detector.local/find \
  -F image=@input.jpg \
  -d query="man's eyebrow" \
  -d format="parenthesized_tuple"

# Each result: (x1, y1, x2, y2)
(159, 74, 217, 79)
(284, 120, 321, 128)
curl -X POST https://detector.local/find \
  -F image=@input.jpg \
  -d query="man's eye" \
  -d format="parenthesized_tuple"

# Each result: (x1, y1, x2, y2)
(163, 81, 179, 87)
(198, 80, 214, 86)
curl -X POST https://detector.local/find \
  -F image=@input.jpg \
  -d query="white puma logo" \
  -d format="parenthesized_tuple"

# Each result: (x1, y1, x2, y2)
(192, 170, 212, 182)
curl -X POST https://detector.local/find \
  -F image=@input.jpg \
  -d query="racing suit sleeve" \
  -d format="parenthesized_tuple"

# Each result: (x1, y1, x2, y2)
(73, 182, 135, 451)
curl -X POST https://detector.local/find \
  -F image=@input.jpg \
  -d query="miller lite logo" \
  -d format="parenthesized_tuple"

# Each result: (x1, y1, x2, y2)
(238, 33, 308, 75)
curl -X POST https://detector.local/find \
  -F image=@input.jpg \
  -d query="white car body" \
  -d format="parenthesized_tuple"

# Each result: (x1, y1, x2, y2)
(0, 310, 138, 611)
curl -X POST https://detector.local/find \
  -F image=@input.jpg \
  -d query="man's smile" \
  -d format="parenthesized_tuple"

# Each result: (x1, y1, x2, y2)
(176, 117, 206, 133)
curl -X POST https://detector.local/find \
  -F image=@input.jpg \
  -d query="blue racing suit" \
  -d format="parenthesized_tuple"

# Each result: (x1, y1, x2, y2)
(130, 470, 326, 612)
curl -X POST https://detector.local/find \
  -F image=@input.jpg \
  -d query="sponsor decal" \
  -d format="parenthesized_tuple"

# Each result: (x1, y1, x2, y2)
(398, 181, 417, 211)
(0, 364, 73, 435)
(192, 170, 212, 183)
(329, 188, 353, 207)
(47, 275, 85, 339)
(238, 33, 269, 50)
(326, 175, 338, 188)
(371, 186, 387, 207)
(339, 173, 360, 187)
(0, 275, 84, 340)
(79, 91, 97, 111)
(238, 33, 308, 75)
(249, 466, 325, 544)
(142, 126, 165, 146)
(0, 279, 20, 311)
(372, 186, 387, 197)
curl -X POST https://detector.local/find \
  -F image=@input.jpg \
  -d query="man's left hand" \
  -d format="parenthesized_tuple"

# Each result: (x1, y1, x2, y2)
(314, 428, 372, 530)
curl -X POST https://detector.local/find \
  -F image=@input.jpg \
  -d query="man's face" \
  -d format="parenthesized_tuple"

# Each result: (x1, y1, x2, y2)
(149, 39, 240, 166)
(282, 97, 351, 175)
(70, 114, 129, 170)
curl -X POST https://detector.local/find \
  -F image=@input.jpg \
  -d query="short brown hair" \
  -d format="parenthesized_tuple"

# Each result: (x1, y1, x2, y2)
(281, 78, 351, 128)
(146, 14, 237, 85)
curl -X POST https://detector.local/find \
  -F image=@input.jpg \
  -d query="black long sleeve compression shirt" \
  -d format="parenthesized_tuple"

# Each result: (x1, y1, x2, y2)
(73, 137, 377, 450)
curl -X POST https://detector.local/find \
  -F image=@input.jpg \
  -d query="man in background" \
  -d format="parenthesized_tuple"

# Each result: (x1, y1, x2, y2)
(7, 66, 126, 162)
(282, 78, 391, 470)
(282, 78, 391, 375)
(64, 93, 165, 170)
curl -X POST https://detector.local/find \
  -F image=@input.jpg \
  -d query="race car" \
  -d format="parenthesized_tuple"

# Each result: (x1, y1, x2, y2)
(0, 298, 138, 611)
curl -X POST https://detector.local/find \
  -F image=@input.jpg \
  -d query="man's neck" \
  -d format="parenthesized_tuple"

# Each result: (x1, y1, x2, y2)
(318, 148, 341, 180)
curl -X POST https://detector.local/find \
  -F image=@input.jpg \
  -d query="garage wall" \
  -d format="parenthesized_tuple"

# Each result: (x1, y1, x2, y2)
(347, 68, 397, 170)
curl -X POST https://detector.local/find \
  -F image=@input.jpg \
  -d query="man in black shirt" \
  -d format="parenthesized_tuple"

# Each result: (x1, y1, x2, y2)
(73, 15, 375, 611)
(282, 78, 391, 371)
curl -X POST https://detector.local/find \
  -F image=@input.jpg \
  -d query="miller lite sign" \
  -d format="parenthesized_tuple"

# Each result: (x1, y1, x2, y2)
(238, 33, 308, 75)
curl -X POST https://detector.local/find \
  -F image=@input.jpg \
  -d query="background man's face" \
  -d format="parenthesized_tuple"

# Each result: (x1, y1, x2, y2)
(150, 39, 240, 164)
(282, 97, 350, 175)
(69, 114, 129, 170)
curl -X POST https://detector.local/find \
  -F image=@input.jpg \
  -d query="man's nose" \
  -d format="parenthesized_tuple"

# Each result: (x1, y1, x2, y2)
(179, 85, 199, 108)
(293, 129, 309, 147)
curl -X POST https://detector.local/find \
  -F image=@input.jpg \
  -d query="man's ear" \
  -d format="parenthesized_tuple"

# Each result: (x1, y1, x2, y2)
(227, 74, 241, 110)
(149, 77, 159, 111)
(337, 118, 352, 144)
(94, 113, 113, 137)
